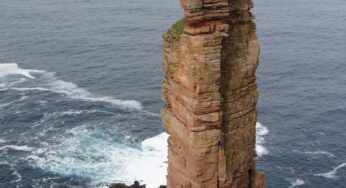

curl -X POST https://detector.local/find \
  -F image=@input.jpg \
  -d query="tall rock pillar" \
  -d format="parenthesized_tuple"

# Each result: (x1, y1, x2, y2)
(162, 0, 265, 187)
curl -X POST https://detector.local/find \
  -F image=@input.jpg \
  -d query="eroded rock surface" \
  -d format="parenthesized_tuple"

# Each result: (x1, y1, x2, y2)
(162, 0, 265, 187)
(109, 181, 167, 188)
(109, 181, 145, 188)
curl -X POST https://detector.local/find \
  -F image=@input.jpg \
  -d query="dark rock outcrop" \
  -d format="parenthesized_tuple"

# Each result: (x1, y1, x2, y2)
(109, 182, 167, 188)
(162, 0, 265, 187)
(109, 181, 145, 188)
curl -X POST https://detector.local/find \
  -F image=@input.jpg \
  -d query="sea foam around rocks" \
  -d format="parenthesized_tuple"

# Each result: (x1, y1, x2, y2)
(27, 123, 268, 188)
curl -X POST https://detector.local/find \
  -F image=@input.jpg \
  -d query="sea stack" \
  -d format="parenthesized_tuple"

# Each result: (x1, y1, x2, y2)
(162, 0, 265, 187)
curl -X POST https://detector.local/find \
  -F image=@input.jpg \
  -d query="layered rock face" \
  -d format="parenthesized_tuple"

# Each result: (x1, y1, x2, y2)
(162, 0, 265, 187)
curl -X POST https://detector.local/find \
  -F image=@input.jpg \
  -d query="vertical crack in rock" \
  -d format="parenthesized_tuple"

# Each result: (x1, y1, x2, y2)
(162, 0, 265, 187)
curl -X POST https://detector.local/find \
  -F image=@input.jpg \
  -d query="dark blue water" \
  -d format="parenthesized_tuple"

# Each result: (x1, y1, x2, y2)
(0, 0, 345, 187)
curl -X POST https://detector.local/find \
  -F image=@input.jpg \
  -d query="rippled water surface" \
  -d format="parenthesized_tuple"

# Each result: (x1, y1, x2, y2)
(0, 0, 345, 187)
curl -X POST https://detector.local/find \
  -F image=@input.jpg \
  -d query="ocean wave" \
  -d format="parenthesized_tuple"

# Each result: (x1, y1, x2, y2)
(0, 63, 142, 111)
(27, 122, 267, 187)
(314, 163, 346, 179)
(304, 150, 335, 158)
(0, 145, 34, 152)
(31, 109, 121, 129)
(256, 122, 269, 157)
(0, 95, 28, 108)
(0, 77, 28, 88)
(287, 178, 305, 188)
(0, 139, 6, 143)
(121, 133, 168, 187)
(0, 161, 23, 185)
(0, 161, 11, 165)
(0, 63, 43, 79)
(139, 111, 161, 118)
(10, 167, 23, 184)
(44, 109, 114, 119)
(28, 127, 168, 188)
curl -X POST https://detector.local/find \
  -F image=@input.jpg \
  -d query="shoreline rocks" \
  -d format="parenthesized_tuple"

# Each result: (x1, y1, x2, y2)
(109, 181, 166, 188)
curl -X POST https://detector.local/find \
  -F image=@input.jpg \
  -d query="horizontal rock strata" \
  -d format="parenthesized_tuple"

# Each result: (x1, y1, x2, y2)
(162, 0, 265, 187)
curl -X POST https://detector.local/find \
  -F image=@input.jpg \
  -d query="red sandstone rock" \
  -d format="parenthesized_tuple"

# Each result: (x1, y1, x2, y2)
(162, 0, 265, 187)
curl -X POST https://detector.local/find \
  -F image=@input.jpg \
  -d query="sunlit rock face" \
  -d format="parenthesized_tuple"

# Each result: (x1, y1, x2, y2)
(162, 0, 265, 187)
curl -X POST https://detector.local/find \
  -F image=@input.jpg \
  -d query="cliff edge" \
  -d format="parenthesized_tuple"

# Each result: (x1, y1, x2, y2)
(162, 0, 265, 187)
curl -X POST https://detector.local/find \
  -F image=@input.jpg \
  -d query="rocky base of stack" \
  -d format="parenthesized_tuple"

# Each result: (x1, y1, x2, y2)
(109, 181, 166, 188)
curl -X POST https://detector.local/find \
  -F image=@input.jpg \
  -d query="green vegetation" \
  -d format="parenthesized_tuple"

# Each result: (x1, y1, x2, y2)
(164, 17, 187, 42)
(171, 17, 186, 36)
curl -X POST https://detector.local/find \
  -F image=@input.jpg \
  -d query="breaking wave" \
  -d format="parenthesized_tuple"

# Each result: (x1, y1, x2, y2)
(256, 122, 269, 157)
(288, 178, 305, 188)
(0, 145, 34, 152)
(0, 63, 43, 79)
(0, 63, 270, 187)
(0, 63, 142, 110)
(314, 163, 346, 179)
(27, 126, 168, 188)
(304, 151, 335, 158)
(27, 122, 268, 188)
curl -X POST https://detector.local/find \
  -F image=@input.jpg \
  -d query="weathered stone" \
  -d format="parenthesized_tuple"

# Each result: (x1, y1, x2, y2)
(109, 181, 145, 188)
(254, 172, 266, 188)
(162, 0, 265, 187)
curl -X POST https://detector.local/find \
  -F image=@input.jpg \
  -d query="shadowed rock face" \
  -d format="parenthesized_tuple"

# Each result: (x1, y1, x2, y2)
(109, 181, 167, 188)
(162, 0, 265, 187)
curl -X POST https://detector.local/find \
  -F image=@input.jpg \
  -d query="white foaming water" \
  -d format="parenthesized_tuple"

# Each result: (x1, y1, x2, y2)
(288, 178, 305, 188)
(28, 126, 168, 188)
(305, 150, 335, 158)
(0, 63, 142, 110)
(28, 122, 267, 187)
(256, 122, 269, 157)
(120, 133, 168, 187)
(0, 139, 6, 143)
(0, 95, 28, 108)
(45, 109, 114, 118)
(314, 163, 346, 179)
(0, 145, 33, 152)
(0, 63, 41, 79)
(31, 109, 116, 129)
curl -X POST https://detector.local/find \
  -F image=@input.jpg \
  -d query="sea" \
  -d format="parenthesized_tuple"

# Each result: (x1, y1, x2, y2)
(0, 0, 345, 187)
